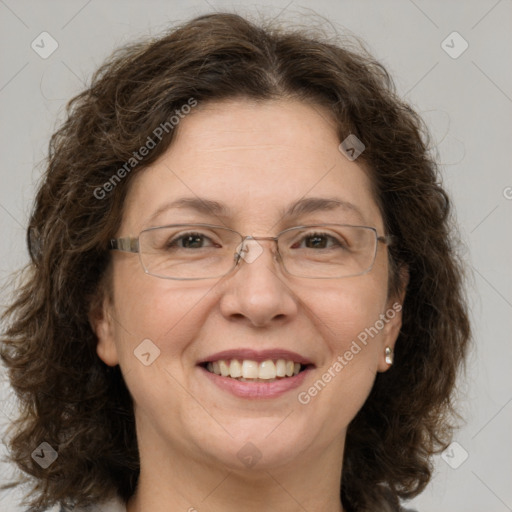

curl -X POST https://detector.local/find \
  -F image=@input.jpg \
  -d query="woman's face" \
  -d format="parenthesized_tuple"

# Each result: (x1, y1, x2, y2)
(94, 99, 403, 473)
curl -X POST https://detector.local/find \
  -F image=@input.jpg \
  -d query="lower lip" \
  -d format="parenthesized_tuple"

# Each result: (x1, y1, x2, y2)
(199, 366, 311, 399)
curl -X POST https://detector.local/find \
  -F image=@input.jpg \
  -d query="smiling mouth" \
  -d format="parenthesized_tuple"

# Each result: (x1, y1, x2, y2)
(201, 359, 310, 382)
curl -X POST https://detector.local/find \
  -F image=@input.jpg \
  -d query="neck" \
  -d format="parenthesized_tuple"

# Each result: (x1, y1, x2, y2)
(126, 423, 346, 512)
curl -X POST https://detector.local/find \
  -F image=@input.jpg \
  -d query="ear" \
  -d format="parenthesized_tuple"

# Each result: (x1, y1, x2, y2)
(377, 266, 409, 372)
(88, 286, 119, 367)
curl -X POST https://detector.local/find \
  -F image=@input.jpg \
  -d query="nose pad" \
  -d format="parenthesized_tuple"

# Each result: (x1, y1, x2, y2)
(235, 238, 264, 264)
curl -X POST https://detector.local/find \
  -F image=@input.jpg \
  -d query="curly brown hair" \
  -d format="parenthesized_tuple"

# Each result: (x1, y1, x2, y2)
(1, 12, 470, 512)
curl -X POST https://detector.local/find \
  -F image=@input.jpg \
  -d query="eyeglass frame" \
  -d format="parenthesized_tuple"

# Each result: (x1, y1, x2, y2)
(109, 223, 394, 280)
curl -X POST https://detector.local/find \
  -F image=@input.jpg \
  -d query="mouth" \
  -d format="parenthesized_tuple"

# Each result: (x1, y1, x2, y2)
(197, 349, 315, 399)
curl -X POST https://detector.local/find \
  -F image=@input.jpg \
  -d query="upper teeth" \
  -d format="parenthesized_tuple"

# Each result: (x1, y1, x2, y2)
(206, 359, 302, 380)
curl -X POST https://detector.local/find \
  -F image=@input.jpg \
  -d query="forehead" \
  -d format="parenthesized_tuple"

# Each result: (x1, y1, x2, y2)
(121, 99, 383, 234)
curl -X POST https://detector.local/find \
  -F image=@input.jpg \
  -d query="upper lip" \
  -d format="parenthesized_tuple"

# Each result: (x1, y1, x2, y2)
(198, 349, 315, 366)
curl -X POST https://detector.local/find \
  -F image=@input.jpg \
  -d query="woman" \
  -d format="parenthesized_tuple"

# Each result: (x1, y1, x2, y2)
(0, 12, 470, 512)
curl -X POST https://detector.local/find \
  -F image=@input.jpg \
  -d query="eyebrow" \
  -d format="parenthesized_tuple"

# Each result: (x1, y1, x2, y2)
(146, 196, 366, 225)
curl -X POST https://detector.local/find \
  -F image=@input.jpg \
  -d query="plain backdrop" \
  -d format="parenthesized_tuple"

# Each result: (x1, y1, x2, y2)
(0, 1, 511, 511)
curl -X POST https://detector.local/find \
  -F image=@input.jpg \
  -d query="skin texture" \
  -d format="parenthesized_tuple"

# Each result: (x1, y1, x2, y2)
(92, 99, 404, 512)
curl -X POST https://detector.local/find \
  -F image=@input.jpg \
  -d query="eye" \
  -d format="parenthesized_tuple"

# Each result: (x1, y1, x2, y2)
(292, 231, 346, 250)
(166, 232, 220, 250)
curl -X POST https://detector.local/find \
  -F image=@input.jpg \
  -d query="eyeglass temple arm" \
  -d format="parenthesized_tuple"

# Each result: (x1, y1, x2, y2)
(378, 234, 395, 246)
(110, 237, 140, 253)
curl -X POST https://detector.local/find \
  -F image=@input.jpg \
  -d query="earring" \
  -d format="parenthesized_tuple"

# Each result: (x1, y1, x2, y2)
(384, 346, 394, 366)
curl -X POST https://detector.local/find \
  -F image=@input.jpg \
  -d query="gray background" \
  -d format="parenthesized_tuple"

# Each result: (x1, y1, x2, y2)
(1, 1, 511, 511)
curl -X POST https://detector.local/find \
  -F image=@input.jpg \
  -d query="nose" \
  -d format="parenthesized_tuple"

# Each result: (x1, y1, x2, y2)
(218, 238, 298, 327)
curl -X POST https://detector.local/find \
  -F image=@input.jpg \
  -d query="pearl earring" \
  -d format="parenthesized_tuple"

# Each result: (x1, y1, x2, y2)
(385, 346, 394, 366)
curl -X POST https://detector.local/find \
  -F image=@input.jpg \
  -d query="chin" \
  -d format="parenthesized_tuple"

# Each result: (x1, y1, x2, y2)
(189, 415, 317, 471)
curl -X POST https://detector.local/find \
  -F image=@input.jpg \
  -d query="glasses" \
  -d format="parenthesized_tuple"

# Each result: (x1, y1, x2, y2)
(109, 223, 393, 280)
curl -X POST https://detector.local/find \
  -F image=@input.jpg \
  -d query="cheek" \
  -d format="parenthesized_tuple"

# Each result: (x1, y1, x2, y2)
(294, 278, 388, 434)
(109, 273, 213, 428)
(308, 275, 388, 351)
(301, 273, 389, 395)
(110, 266, 213, 365)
